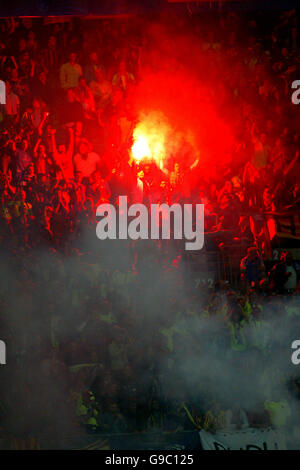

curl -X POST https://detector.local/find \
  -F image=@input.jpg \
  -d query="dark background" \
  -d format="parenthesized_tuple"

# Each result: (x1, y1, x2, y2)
(0, 0, 299, 18)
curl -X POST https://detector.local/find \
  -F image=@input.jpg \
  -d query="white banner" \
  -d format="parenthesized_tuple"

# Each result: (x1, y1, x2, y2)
(199, 427, 286, 450)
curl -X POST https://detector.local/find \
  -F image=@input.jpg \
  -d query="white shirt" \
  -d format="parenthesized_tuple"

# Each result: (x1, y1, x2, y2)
(73, 152, 101, 178)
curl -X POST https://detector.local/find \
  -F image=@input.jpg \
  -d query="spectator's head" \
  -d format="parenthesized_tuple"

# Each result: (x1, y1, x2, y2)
(75, 121, 83, 135)
(38, 143, 46, 156)
(219, 194, 230, 209)
(224, 180, 233, 192)
(91, 171, 101, 184)
(45, 124, 52, 135)
(259, 278, 269, 293)
(69, 52, 77, 65)
(58, 143, 66, 154)
(263, 187, 273, 207)
(21, 139, 29, 151)
(20, 50, 30, 63)
(48, 35, 56, 48)
(79, 138, 91, 155)
(39, 71, 47, 85)
(291, 26, 298, 39)
(20, 189, 26, 201)
(247, 246, 259, 261)
(107, 401, 120, 415)
(75, 171, 82, 184)
(94, 68, 104, 83)
(89, 51, 98, 64)
(44, 206, 53, 218)
(38, 174, 47, 185)
(119, 61, 127, 73)
(55, 169, 64, 181)
(259, 133, 267, 145)
(78, 76, 87, 88)
(32, 98, 41, 109)
(11, 68, 18, 80)
(112, 325, 125, 341)
(26, 163, 35, 177)
(28, 30, 36, 42)
(19, 38, 27, 52)
(5, 81, 11, 94)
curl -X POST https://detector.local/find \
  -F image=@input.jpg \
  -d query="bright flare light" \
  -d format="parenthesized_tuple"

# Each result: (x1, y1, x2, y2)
(131, 111, 168, 169)
(131, 135, 151, 162)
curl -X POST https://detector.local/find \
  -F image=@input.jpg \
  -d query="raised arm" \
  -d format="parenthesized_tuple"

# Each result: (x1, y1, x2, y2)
(67, 127, 74, 158)
(33, 137, 42, 156)
(283, 150, 299, 177)
(30, 59, 36, 78)
(11, 56, 18, 70)
(38, 111, 49, 136)
(51, 129, 59, 161)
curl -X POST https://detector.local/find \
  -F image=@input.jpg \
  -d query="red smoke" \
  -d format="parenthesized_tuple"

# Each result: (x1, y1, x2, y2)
(129, 34, 235, 179)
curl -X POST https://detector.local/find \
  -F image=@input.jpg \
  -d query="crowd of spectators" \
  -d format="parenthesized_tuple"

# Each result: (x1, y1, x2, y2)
(0, 11, 299, 448)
